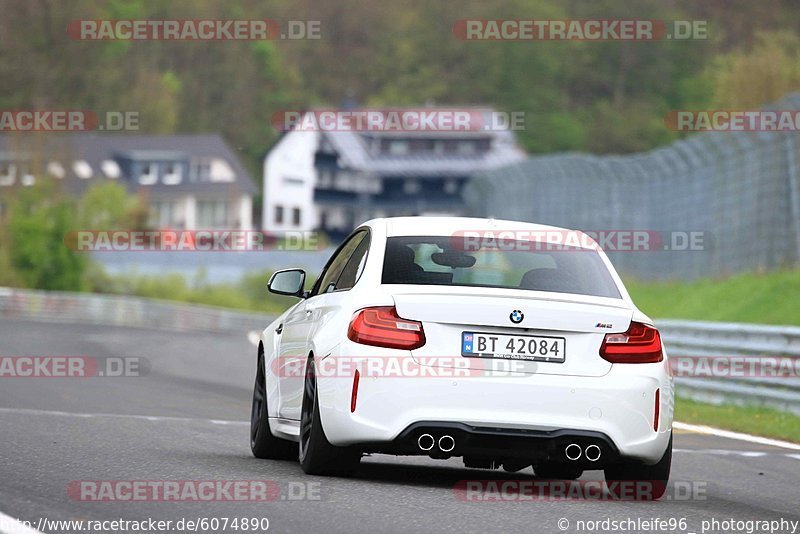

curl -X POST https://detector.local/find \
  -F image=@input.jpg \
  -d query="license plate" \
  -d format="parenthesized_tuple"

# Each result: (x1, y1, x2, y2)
(461, 331, 566, 363)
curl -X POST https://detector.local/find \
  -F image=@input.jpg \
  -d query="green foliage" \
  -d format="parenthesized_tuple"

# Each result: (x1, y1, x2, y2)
(709, 30, 800, 108)
(0, 180, 151, 291)
(625, 270, 800, 326)
(3, 0, 800, 165)
(5, 183, 87, 291)
(77, 181, 149, 229)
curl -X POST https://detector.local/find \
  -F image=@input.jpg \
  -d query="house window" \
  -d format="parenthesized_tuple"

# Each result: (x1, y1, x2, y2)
(403, 179, 420, 194)
(457, 141, 476, 155)
(197, 200, 229, 228)
(163, 162, 182, 185)
(0, 163, 16, 186)
(101, 160, 121, 179)
(191, 159, 211, 182)
(209, 158, 235, 182)
(292, 207, 301, 226)
(274, 205, 284, 224)
(150, 201, 177, 227)
(388, 140, 409, 156)
(47, 161, 65, 179)
(73, 160, 93, 179)
(139, 163, 157, 185)
(318, 169, 333, 187)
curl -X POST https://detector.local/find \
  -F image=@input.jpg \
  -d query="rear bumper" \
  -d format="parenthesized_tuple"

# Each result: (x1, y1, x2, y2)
(368, 422, 621, 468)
(316, 348, 674, 464)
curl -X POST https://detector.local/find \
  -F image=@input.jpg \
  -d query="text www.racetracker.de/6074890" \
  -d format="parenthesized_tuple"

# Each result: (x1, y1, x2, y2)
(0, 516, 271, 533)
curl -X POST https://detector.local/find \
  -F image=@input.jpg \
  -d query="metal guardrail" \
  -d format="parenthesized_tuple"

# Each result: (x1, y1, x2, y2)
(658, 319, 800, 416)
(1, 287, 798, 414)
(0, 287, 275, 334)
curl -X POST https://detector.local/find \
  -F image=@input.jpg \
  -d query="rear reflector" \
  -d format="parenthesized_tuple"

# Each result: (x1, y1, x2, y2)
(654, 388, 660, 432)
(350, 370, 360, 413)
(599, 321, 663, 363)
(347, 306, 426, 350)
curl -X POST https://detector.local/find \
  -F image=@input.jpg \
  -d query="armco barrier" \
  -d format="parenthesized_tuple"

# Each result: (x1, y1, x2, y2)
(2, 287, 798, 414)
(0, 287, 275, 334)
(658, 319, 800, 415)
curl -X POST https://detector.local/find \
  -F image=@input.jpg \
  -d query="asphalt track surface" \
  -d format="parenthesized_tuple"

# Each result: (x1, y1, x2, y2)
(1, 319, 798, 534)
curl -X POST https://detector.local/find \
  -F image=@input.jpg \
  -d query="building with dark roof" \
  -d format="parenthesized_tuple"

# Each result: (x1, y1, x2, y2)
(262, 108, 526, 239)
(0, 133, 257, 229)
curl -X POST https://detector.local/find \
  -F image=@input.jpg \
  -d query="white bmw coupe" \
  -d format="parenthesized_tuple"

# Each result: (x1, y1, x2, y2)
(251, 217, 673, 493)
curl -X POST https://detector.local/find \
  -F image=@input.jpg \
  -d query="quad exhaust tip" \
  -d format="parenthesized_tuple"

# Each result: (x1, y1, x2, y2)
(585, 444, 602, 462)
(565, 443, 582, 461)
(438, 435, 456, 453)
(417, 433, 435, 451)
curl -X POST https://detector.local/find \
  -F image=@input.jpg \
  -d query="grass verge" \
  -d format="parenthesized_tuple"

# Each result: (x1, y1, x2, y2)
(675, 396, 800, 443)
(624, 270, 800, 326)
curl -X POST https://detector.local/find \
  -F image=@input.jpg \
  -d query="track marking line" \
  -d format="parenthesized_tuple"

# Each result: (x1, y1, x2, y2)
(674, 448, 785, 458)
(0, 407, 248, 427)
(0, 510, 45, 534)
(674, 421, 800, 451)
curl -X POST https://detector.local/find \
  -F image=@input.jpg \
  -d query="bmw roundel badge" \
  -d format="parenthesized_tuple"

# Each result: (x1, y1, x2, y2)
(509, 310, 524, 324)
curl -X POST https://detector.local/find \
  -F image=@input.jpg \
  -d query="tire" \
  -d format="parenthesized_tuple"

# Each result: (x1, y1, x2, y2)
(534, 464, 584, 480)
(604, 434, 672, 500)
(251, 351, 296, 460)
(298, 356, 361, 476)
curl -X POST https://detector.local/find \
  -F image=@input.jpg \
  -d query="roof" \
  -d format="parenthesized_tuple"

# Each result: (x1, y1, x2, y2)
(295, 107, 526, 177)
(0, 133, 257, 196)
(363, 216, 589, 244)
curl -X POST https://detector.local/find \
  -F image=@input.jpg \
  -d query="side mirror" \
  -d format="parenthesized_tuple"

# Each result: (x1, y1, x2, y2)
(267, 269, 306, 297)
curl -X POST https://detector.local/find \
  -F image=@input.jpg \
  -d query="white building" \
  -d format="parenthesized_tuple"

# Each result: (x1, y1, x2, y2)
(262, 107, 526, 239)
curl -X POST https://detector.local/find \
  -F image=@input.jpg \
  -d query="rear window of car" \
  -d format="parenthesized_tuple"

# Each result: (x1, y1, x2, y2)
(381, 235, 621, 299)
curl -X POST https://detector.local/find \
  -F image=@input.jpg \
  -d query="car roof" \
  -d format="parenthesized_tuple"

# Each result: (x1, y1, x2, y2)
(362, 216, 593, 247)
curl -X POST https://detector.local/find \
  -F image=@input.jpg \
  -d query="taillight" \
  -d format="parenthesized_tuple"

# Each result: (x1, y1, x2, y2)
(347, 306, 425, 350)
(599, 321, 663, 363)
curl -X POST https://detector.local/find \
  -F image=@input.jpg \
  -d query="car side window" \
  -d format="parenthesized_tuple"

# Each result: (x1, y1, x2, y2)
(335, 233, 370, 291)
(310, 230, 368, 297)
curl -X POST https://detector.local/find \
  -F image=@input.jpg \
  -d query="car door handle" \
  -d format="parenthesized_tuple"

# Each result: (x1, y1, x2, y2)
(275, 324, 283, 334)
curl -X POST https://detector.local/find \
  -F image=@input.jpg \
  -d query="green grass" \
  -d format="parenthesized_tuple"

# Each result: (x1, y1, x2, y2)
(84, 265, 299, 315)
(675, 397, 800, 443)
(625, 270, 800, 326)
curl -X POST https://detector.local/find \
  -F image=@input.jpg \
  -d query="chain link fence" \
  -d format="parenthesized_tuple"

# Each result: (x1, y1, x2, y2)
(465, 94, 800, 280)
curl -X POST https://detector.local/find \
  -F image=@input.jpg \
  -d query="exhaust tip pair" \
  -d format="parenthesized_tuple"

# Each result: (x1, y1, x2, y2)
(417, 433, 455, 453)
(565, 443, 602, 462)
